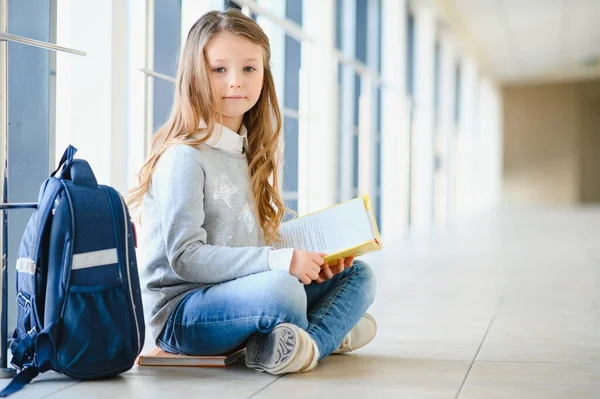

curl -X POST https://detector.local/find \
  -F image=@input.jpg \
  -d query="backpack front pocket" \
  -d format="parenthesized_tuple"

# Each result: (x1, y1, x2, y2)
(58, 280, 137, 378)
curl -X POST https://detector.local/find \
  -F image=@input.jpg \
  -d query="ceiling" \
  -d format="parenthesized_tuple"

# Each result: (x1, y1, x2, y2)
(449, 0, 600, 83)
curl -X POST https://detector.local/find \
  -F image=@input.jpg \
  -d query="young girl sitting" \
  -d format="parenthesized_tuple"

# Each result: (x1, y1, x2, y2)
(128, 9, 376, 375)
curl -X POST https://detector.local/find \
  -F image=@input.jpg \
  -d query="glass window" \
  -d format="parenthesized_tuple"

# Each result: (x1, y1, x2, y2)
(372, 0, 383, 228)
(335, 0, 343, 51)
(6, 0, 52, 332)
(434, 39, 441, 124)
(406, 10, 415, 97)
(406, 8, 415, 226)
(224, 1, 241, 10)
(153, 0, 181, 130)
(454, 62, 461, 125)
(336, 0, 357, 202)
(353, 0, 367, 198)
(282, 0, 302, 214)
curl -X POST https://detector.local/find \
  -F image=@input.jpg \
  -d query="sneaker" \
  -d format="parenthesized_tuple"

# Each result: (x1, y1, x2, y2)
(333, 313, 377, 354)
(245, 323, 319, 375)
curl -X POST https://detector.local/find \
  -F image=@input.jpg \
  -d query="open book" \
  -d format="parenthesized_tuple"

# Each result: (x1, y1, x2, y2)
(136, 347, 246, 368)
(276, 195, 382, 265)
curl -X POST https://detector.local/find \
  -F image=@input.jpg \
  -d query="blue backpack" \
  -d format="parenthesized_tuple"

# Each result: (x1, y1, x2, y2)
(1, 145, 145, 396)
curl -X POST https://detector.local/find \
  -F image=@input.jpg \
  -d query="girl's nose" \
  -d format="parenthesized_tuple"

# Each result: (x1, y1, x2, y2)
(229, 72, 241, 88)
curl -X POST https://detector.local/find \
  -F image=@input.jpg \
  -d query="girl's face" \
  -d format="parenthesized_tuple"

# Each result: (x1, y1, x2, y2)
(205, 31, 265, 123)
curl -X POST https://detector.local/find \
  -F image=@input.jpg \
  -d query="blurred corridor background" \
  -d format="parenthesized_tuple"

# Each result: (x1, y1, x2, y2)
(1, 0, 600, 398)
(5, 0, 600, 235)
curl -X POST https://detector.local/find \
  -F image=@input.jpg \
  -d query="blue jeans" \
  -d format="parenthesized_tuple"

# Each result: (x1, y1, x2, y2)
(156, 260, 376, 359)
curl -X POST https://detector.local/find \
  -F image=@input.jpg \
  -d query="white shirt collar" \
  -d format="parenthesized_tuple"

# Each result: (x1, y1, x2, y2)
(196, 120, 248, 154)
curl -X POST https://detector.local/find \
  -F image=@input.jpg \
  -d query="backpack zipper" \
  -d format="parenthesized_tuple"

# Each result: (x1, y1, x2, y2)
(115, 192, 142, 354)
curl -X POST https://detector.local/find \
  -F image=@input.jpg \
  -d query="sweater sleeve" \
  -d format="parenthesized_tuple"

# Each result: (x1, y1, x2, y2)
(152, 146, 271, 284)
(268, 248, 294, 272)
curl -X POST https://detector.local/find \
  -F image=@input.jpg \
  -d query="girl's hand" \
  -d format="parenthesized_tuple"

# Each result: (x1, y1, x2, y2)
(315, 256, 354, 284)
(290, 249, 326, 285)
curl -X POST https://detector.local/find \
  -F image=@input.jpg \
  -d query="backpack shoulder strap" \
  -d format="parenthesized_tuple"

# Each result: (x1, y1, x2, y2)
(19, 178, 64, 265)
(0, 367, 40, 397)
(9, 178, 62, 369)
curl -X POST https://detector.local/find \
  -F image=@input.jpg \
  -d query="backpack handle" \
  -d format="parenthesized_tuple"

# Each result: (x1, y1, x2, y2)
(51, 145, 97, 187)
(51, 145, 77, 178)
(62, 159, 98, 187)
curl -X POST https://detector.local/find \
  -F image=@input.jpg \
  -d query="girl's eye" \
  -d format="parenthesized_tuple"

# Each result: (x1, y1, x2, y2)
(213, 67, 226, 73)
(243, 66, 256, 72)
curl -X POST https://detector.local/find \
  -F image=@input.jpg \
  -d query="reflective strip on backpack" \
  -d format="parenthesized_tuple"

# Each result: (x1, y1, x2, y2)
(16, 258, 36, 275)
(72, 248, 118, 270)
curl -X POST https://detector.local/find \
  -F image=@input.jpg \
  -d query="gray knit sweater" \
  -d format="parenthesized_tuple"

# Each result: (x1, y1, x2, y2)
(139, 137, 290, 341)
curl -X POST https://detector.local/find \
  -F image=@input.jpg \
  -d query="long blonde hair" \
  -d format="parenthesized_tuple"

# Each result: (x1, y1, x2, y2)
(127, 9, 285, 244)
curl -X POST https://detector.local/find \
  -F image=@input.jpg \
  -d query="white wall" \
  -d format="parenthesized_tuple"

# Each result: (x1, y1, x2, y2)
(380, 0, 410, 237)
(126, 0, 147, 192)
(503, 80, 600, 205)
(298, 0, 337, 214)
(410, 4, 436, 230)
(56, 0, 128, 194)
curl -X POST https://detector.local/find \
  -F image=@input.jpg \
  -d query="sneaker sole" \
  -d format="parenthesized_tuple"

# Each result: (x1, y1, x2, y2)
(364, 313, 377, 330)
(352, 312, 377, 351)
(245, 324, 299, 374)
(334, 313, 377, 354)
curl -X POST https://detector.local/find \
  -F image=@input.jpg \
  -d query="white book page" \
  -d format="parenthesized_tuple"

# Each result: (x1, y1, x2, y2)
(276, 197, 374, 253)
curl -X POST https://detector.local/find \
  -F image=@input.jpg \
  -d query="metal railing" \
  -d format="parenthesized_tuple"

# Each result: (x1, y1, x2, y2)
(0, 32, 86, 56)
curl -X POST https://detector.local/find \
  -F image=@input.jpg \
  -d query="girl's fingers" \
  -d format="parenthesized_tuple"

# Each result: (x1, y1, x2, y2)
(312, 253, 326, 266)
(330, 259, 344, 275)
(344, 256, 355, 268)
(300, 275, 311, 285)
(321, 264, 334, 280)
(306, 269, 320, 281)
(310, 262, 321, 273)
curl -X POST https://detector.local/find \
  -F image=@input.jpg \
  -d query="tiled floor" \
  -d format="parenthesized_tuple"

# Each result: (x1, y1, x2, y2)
(5, 207, 600, 398)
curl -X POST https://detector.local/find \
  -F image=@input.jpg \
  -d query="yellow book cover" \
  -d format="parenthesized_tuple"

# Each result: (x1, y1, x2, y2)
(276, 195, 382, 265)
